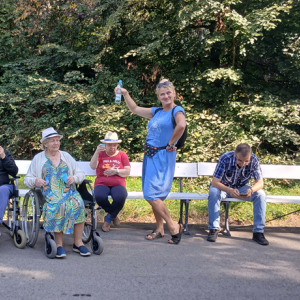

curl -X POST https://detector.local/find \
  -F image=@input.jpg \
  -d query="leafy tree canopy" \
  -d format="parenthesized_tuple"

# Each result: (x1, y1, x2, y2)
(0, 0, 299, 164)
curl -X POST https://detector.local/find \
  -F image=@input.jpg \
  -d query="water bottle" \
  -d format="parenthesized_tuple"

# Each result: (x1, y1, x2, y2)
(115, 80, 122, 104)
(99, 143, 105, 151)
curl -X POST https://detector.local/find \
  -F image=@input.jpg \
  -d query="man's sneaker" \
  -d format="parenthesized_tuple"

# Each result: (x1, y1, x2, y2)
(56, 246, 67, 258)
(73, 244, 91, 256)
(253, 232, 269, 246)
(207, 229, 219, 242)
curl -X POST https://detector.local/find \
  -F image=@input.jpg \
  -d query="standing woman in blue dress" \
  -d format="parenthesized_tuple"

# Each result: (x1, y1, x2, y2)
(115, 79, 186, 244)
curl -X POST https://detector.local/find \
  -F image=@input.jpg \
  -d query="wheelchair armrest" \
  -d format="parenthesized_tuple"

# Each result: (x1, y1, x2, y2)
(9, 176, 20, 183)
(9, 176, 20, 197)
(83, 179, 92, 184)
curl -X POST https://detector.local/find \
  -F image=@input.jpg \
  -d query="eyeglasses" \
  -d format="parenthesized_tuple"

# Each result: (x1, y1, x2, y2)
(156, 81, 170, 88)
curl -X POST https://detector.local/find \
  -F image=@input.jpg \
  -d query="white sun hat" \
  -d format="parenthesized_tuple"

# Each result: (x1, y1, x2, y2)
(100, 132, 122, 143)
(40, 127, 63, 149)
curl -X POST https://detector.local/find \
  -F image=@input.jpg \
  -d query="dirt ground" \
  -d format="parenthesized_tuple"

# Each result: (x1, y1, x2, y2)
(114, 213, 300, 228)
(10, 208, 299, 228)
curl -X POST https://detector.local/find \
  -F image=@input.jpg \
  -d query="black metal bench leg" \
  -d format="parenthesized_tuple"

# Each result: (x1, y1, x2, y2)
(184, 199, 190, 235)
(179, 199, 190, 235)
(222, 201, 231, 236)
(179, 200, 184, 225)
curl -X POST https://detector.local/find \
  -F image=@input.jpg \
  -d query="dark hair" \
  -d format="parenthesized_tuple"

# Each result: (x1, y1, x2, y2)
(235, 143, 252, 157)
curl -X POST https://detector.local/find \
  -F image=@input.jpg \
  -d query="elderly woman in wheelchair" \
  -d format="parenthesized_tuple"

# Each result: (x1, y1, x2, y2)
(24, 127, 96, 258)
(0, 145, 26, 248)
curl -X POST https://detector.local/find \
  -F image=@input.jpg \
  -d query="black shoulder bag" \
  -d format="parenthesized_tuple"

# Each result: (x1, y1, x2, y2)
(153, 106, 187, 149)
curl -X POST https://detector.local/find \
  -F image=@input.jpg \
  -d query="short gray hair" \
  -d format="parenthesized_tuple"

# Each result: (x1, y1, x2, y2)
(235, 143, 252, 157)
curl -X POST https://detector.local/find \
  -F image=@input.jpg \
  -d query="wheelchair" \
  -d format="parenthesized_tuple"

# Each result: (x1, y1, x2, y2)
(1, 177, 27, 249)
(22, 179, 104, 258)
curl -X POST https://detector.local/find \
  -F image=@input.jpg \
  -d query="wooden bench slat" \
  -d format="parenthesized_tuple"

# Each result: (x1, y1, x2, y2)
(15, 160, 32, 174)
(19, 189, 204, 200)
(174, 163, 198, 178)
(260, 165, 300, 180)
(198, 162, 300, 180)
(16, 161, 198, 178)
(197, 162, 216, 176)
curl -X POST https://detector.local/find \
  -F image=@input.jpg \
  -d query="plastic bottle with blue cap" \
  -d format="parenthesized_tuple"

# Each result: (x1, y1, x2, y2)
(115, 80, 122, 104)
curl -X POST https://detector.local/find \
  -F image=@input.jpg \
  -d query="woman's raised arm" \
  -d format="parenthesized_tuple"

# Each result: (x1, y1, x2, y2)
(115, 87, 153, 119)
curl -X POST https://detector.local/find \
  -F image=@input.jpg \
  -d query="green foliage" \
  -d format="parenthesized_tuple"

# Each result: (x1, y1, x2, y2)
(0, 0, 299, 165)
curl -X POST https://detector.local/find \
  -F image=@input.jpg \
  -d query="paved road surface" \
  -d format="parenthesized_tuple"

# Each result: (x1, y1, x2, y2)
(1, 223, 300, 300)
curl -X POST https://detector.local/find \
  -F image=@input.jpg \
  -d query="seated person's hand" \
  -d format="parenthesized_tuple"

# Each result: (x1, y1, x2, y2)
(103, 167, 117, 177)
(0, 146, 5, 159)
(243, 188, 252, 198)
(237, 188, 252, 199)
(67, 176, 75, 185)
(229, 188, 240, 198)
(35, 178, 46, 188)
(96, 144, 105, 153)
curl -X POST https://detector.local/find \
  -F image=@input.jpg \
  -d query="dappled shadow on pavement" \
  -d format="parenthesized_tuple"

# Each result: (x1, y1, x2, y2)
(1, 223, 300, 300)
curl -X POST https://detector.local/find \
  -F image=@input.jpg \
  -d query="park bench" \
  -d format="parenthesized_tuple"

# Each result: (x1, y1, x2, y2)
(14, 160, 300, 235)
(198, 163, 300, 235)
(15, 160, 202, 234)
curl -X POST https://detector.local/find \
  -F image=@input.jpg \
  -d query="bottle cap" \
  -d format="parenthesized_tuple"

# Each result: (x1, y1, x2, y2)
(119, 80, 122, 83)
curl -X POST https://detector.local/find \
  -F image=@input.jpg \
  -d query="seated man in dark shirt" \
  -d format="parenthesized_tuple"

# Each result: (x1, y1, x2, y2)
(207, 143, 268, 245)
(0, 146, 18, 228)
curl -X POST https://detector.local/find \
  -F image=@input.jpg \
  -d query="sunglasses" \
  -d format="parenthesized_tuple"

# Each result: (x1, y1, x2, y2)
(156, 81, 170, 88)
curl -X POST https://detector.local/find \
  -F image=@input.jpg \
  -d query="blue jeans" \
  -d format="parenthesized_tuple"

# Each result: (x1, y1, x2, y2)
(0, 184, 13, 224)
(208, 184, 266, 233)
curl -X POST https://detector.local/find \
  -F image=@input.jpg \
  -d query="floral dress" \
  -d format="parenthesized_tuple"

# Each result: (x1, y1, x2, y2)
(42, 156, 85, 234)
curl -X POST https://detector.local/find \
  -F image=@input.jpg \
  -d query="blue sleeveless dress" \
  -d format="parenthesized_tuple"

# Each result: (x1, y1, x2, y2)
(142, 106, 185, 201)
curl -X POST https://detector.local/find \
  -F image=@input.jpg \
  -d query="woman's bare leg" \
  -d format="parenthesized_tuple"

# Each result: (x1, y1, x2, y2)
(148, 199, 180, 236)
(74, 222, 84, 247)
(55, 232, 63, 247)
(146, 200, 165, 239)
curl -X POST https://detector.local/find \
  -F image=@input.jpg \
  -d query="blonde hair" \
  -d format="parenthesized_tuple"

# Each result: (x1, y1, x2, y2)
(155, 78, 176, 96)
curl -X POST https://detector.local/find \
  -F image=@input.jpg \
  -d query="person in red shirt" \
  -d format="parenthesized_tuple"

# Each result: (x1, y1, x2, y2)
(90, 132, 131, 232)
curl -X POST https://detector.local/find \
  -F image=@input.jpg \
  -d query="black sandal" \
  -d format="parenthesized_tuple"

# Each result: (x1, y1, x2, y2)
(168, 224, 184, 245)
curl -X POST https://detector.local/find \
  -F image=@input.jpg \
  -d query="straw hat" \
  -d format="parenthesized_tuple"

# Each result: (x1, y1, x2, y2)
(100, 132, 122, 143)
(40, 127, 63, 149)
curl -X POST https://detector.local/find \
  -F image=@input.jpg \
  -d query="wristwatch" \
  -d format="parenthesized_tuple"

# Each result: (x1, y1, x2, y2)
(116, 169, 120, 175)
(167, 142, 175, 147)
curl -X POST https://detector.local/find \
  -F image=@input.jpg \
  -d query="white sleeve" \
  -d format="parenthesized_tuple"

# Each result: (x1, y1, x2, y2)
(24, 157, 38, 189)
(67, 153, 85, 184)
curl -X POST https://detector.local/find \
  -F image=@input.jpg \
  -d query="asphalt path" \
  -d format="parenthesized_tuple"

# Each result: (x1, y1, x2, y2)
(1, 223, 300, 300)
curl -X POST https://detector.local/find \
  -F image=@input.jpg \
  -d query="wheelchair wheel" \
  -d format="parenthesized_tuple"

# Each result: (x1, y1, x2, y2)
(45, 239, 57, 259)
(82, 208, 92, 244)
(82, 223, 92, 244)
(6, 199, 14, 237)
(13, 230, 27, 249)
(23, 191, 40, 247)
(90, 234, 104, 255)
